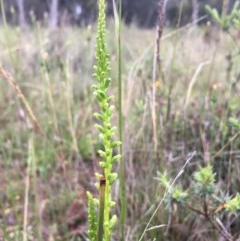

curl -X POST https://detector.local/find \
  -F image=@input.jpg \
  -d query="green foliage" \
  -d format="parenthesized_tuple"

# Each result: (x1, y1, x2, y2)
(205, 2, 240, 31)
(159, 164, 240, 218)
(87, 191, 97, 241)
(225, 193, 240, 213)
(78, 135, 92, 160)
(171, 186, 188, 204)
(157, 171, 188, 206)
(158, 171, 171, 189)
(157, 161, 240, 240)
(228, 1, 240, 30)
(232, 11, 240, 30)
(1, 0, 240, 239)
(228, 117, 240, 130)
(193, 165, 216, 196)
(87, 0, 121, 240)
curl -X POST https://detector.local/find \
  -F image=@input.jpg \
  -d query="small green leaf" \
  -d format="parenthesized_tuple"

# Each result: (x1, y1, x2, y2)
(95, 124, 105, 133)
(109, 215, 117, 230)
(108, 173, 118, 184)
(194, 165, 215, 185)
(171, 187, 188, 203)
(87, 191, 97, 241)
(98, 150, 106, 158)
(111, 155, 121, 163)
(225, 193, 240, 213)
(111, 141, 121, 148)
(228, 117, 240, 130)
(99, 161, 106, 168)
(158, 171, 171, 189)
(95, 172, 103, 179)
(94, 112, 104, 121)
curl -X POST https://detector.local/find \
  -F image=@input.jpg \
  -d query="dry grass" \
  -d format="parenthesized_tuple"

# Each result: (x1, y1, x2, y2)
(0, 22, 240, 240)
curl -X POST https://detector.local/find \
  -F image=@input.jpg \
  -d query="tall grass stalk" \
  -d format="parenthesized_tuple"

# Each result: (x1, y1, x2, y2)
(112, 0, 126, 240)
(0, 0, 17, 66)
(165, 0, 184, 122)
(62, 61, 79, 153)
(23, 138, 32, 241)
(87, 0, 121, 240)
(23, 135, 43, 241)
(30, 137, 43, 241)
(152, 0, 165, 153)
(37, 25, 61, 138)
(184, 60, 210, 108)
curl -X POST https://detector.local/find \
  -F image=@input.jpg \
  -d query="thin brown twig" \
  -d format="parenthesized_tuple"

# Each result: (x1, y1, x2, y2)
(0, 64, 42, 134)
(156, 0, 165, 67)
(184, 203, 206, 216)
(208, 216, 233, 241)
(214, 131, 240, 158)
(185, 201, 233, 241)
(151, 0, 165, 152)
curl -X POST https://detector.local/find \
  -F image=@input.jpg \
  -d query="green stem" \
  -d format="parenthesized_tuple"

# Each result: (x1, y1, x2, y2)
(104, 170, 111, 241)
(116, 1, 126, 241)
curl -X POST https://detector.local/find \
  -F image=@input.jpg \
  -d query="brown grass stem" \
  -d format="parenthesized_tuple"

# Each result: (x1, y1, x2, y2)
(97, 177, 106, 241)
(0, 64, 42, 134)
